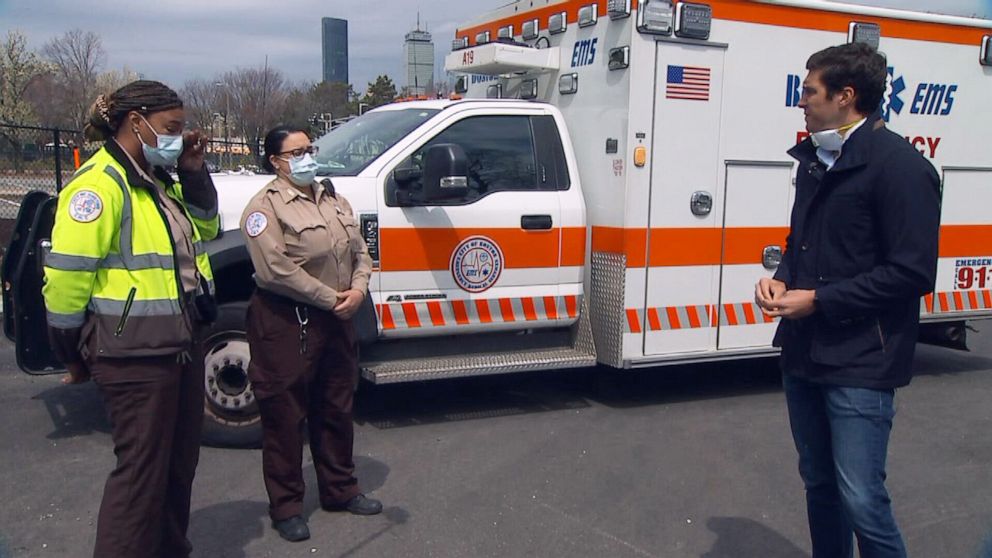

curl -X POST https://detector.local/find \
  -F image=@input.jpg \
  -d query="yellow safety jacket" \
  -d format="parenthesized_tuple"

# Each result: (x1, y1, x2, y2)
(43, 142, 218, 357)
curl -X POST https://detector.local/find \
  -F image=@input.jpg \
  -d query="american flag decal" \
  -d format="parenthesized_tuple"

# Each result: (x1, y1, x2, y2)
(666, 65, 711, 101)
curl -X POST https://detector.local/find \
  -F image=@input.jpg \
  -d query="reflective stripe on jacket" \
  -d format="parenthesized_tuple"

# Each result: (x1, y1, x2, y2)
(43, 143, 219, 357)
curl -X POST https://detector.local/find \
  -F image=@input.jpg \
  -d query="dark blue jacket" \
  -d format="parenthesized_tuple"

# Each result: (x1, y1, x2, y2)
(772, 112, 941, 389)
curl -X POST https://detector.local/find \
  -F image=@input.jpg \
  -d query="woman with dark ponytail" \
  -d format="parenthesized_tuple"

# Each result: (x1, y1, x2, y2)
(43, 80, 219, 558)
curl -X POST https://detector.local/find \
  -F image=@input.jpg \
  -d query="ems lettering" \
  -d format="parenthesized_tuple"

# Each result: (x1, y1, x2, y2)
(910, 83, 957, 115)
(571, 38, 598, 67)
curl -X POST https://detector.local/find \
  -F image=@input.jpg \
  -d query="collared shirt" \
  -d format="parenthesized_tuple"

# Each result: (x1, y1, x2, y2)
(116, 141, 199, 294)
(241, 177, 372, 310)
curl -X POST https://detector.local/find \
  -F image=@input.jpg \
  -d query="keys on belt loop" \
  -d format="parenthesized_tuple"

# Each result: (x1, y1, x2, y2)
(295, 305, 310, 354)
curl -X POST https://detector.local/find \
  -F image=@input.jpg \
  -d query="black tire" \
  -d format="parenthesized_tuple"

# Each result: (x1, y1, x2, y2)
(200, 301, 262, 448)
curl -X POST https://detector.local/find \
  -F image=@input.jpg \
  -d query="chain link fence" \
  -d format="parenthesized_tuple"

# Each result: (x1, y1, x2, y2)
(0, 123, 261, 256)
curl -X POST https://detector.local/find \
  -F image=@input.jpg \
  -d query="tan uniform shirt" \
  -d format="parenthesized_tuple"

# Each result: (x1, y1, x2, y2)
(241, 178, 372, 311)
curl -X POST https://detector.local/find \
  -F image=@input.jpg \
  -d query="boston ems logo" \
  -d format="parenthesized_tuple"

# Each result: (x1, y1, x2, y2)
(68, 190, 103, 223)
(244, 211, 268, 237)
(450, 236, 503, 293)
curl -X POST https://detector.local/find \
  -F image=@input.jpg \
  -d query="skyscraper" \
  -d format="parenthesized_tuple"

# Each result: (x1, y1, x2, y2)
(322, 17, 348, 84)
(404, 18, 434, 96)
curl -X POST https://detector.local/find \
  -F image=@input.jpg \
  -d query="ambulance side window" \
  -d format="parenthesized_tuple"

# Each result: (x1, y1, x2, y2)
(411, 115, 539, 202)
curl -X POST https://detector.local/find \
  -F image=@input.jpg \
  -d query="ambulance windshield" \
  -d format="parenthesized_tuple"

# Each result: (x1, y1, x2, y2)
(313, 109, 439, 176)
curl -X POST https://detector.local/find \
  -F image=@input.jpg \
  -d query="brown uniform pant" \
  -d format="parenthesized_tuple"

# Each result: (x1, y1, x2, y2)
(247, 290, 361, 521)
(89, 350, 204, 558)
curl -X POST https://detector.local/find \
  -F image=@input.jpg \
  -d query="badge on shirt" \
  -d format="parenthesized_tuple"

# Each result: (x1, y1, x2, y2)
(68, 190, 103, 223)
(245, 212, 268, 237)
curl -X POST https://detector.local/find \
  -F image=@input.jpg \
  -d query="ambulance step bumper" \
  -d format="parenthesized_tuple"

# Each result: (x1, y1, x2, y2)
(361, 345, 597, 384)
(361, 298, 597, 384)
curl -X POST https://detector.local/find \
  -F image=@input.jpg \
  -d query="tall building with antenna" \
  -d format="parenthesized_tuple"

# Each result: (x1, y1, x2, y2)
(404, 15, 434, 96)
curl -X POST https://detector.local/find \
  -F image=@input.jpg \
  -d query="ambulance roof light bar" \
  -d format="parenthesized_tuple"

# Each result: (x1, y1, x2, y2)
(476, 30, 491, 45)
(675, 3, 712, 41)
(549, 12, 567, 35)
(578, 4, 598, 28)
(608, 0, 631, 20)
(498, 25, 514, 41)
(452, 37, 468, 51)
(848, 22, 881, 50)
(637, 0, 674, 36)
(522, 19, 539, 41)
(980, 35, 992, 66)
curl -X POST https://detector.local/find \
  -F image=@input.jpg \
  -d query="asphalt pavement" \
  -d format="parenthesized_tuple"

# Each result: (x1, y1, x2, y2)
(2, 327, 992, 558)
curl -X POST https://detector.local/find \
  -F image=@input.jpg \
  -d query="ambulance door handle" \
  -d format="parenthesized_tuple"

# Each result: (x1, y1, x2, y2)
(763, 245, 782, 269)
(521, 215, 553, 230)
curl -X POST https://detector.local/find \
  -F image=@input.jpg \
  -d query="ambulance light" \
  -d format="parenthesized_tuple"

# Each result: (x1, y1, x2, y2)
(522, 19, 540, 41)
(498, 25, 514, 40)
(608, 0, 631, 20)
(980, 35, 992, 66)
(609, 46, 630, 70)
(451, 37, 468, 51)
(559, 73, 578, 95)
(549, 12, 567, 35)
(675, 3, 712, 40)
(487, 84, 502, 99)
(454, 76, 468, 94)
(637, 0, 674, 36)
(633, 146, 647, 167)
(476, 31, 491, 45)
(848, 22, 880, 50)
(578, 5, 598, 28)
(520, 79, 539, 100)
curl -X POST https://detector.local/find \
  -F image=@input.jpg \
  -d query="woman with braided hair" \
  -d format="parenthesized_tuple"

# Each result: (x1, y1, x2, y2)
(43, 79, 219, 558)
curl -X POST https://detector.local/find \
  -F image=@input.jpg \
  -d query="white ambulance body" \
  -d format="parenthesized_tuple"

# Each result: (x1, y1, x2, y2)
(441, 0, 992, 368)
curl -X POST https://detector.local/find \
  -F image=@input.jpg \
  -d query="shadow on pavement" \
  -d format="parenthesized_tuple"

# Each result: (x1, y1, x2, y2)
(702, 516, 808, 558)
(302, 455, 391, 516)
(189, 500, 268, 558)
(31, 380, 110, 439)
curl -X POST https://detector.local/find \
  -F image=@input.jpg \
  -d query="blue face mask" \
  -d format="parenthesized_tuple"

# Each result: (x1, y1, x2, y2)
(137, 114, 183, 167)
(284, 153, 319, 187)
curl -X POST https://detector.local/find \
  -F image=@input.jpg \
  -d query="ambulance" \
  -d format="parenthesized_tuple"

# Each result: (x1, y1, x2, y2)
(4, 0, 991, 446)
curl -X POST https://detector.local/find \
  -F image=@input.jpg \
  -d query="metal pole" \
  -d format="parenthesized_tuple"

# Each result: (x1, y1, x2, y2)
(225, 90, 230, 170)
(53, 128, 63, 193)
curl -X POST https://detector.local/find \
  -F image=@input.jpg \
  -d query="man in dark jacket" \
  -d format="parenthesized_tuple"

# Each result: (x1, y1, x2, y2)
(755, 42, 940, 558)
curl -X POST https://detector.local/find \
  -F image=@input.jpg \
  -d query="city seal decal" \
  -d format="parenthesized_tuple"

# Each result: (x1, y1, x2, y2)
(450, 236, 504, 293)
(244, 212, 268, 237)
(68, 190, 103, 223)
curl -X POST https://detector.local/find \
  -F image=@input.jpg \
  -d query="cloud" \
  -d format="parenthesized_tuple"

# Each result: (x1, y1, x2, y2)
(2, 0, 988, 95)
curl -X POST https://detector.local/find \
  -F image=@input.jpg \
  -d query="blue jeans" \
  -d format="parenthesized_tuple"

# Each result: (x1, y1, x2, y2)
(783, 373, 907, 558)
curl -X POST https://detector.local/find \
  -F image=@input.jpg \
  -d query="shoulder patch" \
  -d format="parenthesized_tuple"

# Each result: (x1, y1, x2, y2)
(245, 212, 268, 237)
(68, 190, 103, 223)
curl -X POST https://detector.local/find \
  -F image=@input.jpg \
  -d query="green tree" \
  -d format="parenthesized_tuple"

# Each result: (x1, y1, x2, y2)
(0, 30, 49, 125)
(362, 75, 397, 109)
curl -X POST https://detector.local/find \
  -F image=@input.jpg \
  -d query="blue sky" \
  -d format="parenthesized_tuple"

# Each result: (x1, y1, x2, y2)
(0, 0, 989, 94)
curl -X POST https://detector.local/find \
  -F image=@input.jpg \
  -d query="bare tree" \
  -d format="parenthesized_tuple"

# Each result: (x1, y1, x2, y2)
(0, 30, 51, 125)
(180, 78, 220, 134)
(42, 29, 106, 129)
(222, 65, 287, 158)
(96, 66, 140, 98)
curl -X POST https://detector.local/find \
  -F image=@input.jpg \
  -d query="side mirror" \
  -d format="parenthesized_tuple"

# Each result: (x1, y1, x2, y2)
(422, 143, 469, 201)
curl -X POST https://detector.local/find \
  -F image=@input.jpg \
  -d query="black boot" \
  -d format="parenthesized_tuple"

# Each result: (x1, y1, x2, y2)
(324, 494, 383, 515)
(272, 515, 310, 542)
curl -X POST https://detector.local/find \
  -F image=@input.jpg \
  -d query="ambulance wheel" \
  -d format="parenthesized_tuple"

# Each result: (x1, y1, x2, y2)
(200, 301, 262, 448)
